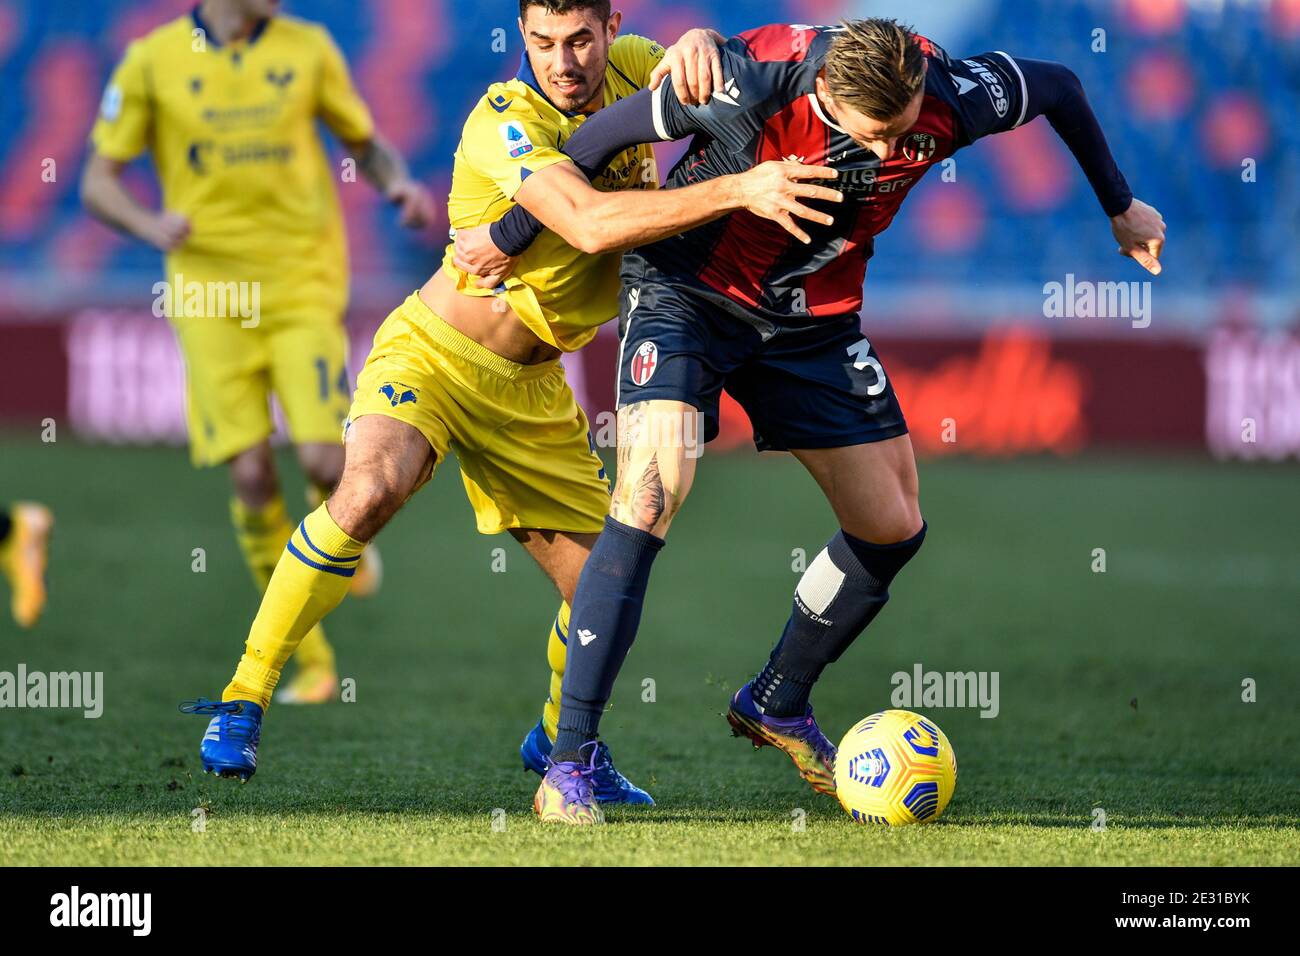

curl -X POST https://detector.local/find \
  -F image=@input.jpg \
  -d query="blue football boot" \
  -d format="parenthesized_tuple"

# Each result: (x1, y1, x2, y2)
(180, 698, 263, 783)
(519, 720, 654, 805)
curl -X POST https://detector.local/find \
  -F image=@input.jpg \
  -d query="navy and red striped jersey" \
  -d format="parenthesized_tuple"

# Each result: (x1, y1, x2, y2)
(643, 23, 1031, 324)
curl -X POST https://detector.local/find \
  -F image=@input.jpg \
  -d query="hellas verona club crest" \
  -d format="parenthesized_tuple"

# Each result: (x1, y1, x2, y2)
(630, 341, 658, 385)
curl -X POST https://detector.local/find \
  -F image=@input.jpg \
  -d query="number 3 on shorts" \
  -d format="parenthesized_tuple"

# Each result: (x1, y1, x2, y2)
(846, 338, 887, 397)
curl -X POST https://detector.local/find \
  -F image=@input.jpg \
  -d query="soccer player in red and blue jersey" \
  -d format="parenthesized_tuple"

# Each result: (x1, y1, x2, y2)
(458, 18, 1167, 823)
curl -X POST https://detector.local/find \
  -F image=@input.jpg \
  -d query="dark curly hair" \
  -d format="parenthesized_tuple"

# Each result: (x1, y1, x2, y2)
(519, 0, 612, 21)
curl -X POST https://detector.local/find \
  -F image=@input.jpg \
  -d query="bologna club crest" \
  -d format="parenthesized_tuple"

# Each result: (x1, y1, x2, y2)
(903, 132, 936, 162)
(630, 341, 659, 385)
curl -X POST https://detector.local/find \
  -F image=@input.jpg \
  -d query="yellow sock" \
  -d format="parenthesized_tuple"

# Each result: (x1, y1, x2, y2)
(292, 620, 336, 672)
(230, 495, 291, 591)
(541, 602, 571, 742)
(222, 503, 365, 709)
(230, 496, 334, 674)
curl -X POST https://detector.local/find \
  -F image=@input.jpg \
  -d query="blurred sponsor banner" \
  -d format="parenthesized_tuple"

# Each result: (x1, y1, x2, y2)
(584, 323, 1208, 455)
(3, 312, 1292, 459)
(66, 311, 187, 444)
(0, 320, 65, 427)
(1205, 326, 1300, 461)
(56, 310, 384, 446)
(2, 0, 1294, 304)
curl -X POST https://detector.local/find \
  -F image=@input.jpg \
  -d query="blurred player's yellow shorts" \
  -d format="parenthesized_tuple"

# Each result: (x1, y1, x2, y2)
(172, 314, 351, 467)
(347, 292, 610, 535)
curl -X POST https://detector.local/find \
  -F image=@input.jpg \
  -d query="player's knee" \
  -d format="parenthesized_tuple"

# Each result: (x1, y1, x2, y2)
(890, 494, 924, 544)
(228, 446, 278, 507)
(611, 459, 693, 535)
(331, 469, 409, 539)
(836, 518, 927, 596)
(875, 514, 923, 546)
(844, 493, 923, 546)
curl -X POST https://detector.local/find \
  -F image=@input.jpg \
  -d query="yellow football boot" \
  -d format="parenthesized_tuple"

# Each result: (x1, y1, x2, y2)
(348, 542, 383, 598)
(272, 663, 339, 705)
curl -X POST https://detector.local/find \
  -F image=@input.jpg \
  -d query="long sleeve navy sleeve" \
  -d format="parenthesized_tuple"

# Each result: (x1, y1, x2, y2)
(942, 51, 1133, 217)
(1012, 58, 1133, 217)
(489, 88, 663, 256)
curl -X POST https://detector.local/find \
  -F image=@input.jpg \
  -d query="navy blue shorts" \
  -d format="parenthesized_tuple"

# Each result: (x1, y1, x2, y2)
(615, 254, 908, 452)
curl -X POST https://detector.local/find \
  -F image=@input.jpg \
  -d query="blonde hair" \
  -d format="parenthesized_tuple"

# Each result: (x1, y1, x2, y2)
(822, 18, 926, 120)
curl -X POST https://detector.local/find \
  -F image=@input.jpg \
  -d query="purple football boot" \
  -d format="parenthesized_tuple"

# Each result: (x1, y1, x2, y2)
(533, 740, 605, 825)
(727, 680, 838, 795)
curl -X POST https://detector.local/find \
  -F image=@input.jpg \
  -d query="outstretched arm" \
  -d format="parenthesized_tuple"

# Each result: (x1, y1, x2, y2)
(453, 86, 840, 284)
(506, 148, 837, 255)
(484, 87, 662, 261)
(1004, 57, 1166, 274)
(1016, 59, 1132, 217)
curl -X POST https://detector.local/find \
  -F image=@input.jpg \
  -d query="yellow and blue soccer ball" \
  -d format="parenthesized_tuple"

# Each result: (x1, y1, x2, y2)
(833, 710, 957, 826)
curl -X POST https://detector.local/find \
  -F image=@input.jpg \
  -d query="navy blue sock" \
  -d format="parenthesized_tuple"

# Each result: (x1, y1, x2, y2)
(552, 516, 664, 762)
(752, 522, 927, 717)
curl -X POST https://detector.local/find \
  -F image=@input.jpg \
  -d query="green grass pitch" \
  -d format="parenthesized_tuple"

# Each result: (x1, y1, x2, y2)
(1, 437, 1297, 865)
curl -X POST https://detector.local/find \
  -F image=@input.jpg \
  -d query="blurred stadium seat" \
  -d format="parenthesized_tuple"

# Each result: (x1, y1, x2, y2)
(0, 0, 1296, 455)
(1, 0, 1296, 309)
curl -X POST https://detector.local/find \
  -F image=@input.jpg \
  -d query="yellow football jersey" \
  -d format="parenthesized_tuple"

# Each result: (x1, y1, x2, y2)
(90, 10, 375, 321)
(442, 34, 665, 353)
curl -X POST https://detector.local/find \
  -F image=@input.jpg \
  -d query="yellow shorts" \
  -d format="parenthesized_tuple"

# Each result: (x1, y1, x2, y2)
(172, 314, 350, 467)
(347, 293, 610, 535)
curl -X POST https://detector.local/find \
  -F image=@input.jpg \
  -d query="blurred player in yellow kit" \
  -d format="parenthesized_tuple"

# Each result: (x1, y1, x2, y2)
(0, 503, 53, 630)
(81, 0, 434, 702)
(179, 0, 831, 802)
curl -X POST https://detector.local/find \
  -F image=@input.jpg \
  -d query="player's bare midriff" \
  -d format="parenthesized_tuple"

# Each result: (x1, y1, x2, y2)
(419, 268, 563, 366)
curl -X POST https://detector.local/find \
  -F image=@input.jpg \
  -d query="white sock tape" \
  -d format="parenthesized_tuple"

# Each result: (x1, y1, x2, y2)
(795, 547, 845, 617)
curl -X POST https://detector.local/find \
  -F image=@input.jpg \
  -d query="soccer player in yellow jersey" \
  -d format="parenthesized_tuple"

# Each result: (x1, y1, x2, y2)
(81, 0, 434, 704)
(0, 503, 53, 629)
(181, 0, 837, 802)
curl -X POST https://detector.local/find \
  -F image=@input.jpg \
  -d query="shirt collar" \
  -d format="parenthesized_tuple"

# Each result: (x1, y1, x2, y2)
(516, 53, 583, 117)
(191, 4, 270, 50)
(807, 91, 849, 135)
